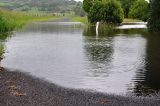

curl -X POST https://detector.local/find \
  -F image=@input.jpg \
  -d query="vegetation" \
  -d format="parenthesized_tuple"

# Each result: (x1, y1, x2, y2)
(83, 0, 124, 24)
(148, 0, 160, 33)
(0, 10, 60, 33)
(0, 43, 4, 60)
(71, 16, 88, 24)
(0, 0, 82, 16)
(87, 1, 102, 23)
(123, 18, 142, 22)
(72, 17, 143, 24)
(83, 0, 93, 13)
(0, 33, 7, 61)
(129, 0, 149, 22)
(117, 0, 137, 18)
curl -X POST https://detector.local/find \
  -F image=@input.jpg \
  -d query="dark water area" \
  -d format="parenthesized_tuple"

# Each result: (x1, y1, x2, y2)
(1, 21, 160, 96)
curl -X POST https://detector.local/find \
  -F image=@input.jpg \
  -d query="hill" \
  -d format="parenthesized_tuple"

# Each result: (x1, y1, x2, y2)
(0, 0, 84, 15)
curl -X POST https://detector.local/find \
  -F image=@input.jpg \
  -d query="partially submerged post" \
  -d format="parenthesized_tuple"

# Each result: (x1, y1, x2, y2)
(96, 22, 99, 37)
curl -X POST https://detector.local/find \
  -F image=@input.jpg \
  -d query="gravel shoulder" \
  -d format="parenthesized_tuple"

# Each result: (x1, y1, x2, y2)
(0, 67, 160, 106)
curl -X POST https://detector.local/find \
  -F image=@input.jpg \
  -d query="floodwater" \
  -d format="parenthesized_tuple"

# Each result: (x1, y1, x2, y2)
(1, 21, 160, 96)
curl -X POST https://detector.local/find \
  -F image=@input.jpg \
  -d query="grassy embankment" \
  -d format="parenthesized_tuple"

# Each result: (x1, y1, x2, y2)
(71, 16, 142, 24)
(123, 18, 142, 22)
(0, 9, 61, 33)
(71, 16, 143, 36)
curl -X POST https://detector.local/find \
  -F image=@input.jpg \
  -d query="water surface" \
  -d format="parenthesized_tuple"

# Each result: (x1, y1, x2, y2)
(1, 21, 160, 96)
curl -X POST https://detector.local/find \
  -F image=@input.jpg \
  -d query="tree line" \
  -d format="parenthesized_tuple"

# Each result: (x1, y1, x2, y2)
(83, 0, 160, 33)
(0, 0, 85, 16)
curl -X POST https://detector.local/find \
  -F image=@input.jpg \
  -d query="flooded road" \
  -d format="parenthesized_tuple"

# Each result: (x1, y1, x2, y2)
(1, 21, 160, 96)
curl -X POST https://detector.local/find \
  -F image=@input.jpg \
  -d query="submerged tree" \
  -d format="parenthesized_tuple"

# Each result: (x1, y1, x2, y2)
(148, 0, 160, 32)
(83, 0, 124, 24)
(87, 1, 102, 23)
(129, 0, 149, 22)
(101, 0, 124, 24)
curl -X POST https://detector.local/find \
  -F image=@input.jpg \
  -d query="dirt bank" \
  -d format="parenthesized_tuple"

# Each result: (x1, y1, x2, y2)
(0, 68, 160, 106)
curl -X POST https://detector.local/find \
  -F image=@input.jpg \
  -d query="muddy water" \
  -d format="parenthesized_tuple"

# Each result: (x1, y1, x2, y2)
(1, 22, 160, 96)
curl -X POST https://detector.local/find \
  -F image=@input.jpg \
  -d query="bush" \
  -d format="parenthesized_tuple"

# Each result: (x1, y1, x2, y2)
(147, 0, 160, 32)
(129, 0, 149, 22)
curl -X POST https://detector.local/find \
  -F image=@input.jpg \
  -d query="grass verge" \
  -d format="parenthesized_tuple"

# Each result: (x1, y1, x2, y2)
(0, 9, 61, 33)
(123, 18, 143, 23)
(71, 16, 143, 24)
(71, 16, 88, 24)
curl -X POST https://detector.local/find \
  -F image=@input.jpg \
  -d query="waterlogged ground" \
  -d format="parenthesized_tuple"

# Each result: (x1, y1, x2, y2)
(1, 21, 160, 96)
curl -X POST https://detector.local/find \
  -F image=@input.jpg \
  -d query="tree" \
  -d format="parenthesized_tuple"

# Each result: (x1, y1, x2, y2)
(0, 0, 80, 13)
(129, 0, 149, 22)
(101, 0, 124, 24)
(147, 0, 160, 32)
(88, 0, 124, 24)
(83, 0, 94, 13)
(118, 0, 137, 18)
(88, 1, 102, 23)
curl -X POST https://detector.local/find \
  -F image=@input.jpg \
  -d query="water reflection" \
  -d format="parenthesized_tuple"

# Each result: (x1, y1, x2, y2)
(83, 26, 147, 94)
(133, 34, 160, 96)
(21, 22, 83, 34)
(83, 26, 113, 78)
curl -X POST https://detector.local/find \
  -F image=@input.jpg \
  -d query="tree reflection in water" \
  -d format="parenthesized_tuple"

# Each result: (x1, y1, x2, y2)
(133, 34, 160, 96)
(83, 25, 114, 77)
(83, 26, 160, 96)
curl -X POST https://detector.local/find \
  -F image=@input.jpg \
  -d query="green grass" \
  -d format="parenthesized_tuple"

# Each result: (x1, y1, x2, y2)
(0, 43, 4, 60)
(71, 17, 142, 24)
(71, 16, 88, 24)
(0, 9, 61, 33)
(123, 18, 143, 22)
